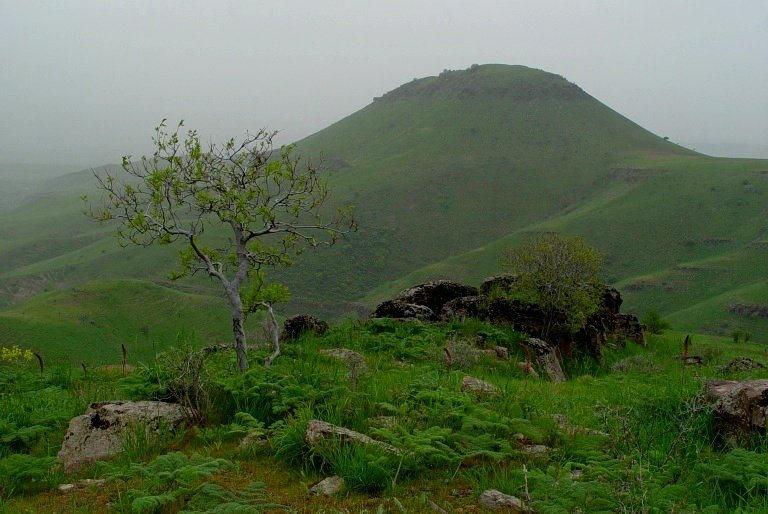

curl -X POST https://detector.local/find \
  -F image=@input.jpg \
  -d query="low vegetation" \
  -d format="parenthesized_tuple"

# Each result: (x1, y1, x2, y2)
(2, 318, 767, 512)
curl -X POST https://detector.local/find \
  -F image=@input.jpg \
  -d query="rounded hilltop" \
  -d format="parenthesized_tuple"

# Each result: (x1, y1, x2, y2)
(376, 64, 586, 103)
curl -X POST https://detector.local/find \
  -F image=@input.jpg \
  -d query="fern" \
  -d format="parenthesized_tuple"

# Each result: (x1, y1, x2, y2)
(696, 448, 768, 508)
(106, 452, 289, 513)
(180, 482, 291, 513)
(0, 454, 56, 497)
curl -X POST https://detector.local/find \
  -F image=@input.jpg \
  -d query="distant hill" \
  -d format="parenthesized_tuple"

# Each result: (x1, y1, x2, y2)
(1, 64, 767, 344)
(0, 280, 263, 365)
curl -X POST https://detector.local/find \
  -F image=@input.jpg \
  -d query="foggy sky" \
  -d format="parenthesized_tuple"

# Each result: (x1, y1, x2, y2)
(2, 1, 767, 167)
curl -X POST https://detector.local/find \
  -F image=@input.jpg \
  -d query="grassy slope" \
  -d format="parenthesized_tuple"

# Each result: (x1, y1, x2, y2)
(3, 320, 768, 512)
(0, 64, 766, 338)
(360, 152, 768, 339)
(0, 280, 264, 365)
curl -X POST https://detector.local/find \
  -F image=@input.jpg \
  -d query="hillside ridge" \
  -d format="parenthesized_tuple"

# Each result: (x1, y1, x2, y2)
(0, 64, 766, 340)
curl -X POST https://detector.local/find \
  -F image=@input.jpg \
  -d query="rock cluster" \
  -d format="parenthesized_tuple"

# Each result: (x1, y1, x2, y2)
(371, 278, 645, 360)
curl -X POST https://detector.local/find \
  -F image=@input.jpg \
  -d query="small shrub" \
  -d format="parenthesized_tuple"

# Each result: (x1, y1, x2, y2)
(643, 310, 670, 335)
(731, 329, 752, 344)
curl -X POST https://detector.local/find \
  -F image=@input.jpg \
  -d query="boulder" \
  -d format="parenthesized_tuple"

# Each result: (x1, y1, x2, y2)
(440, 295, 483, 321)
(461, 375, 499, 395)
(319, 348, 368, 383)
(319, 348, 367, 370)
(525, 338, 566, 382)
(394, 280, 478, 314)
(706, 379, 768, 445)
(371, 300, 435, 321)
(611, 314, 647, 347)
(58, 401, 187, 473)
(281, 314, 329, 341)
(478, 489, 525, 512)
(305, 419, 401, 455)
(310, 475, 344, 496)
(601, 287, 623, 316)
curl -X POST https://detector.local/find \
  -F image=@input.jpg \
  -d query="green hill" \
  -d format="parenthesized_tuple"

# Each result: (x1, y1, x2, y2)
(1, 64, 767, 341)
(0, 280, 265, 365)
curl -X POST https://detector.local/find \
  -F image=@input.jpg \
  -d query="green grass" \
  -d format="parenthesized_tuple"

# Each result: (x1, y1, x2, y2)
(0, 280, 265, 365)
(2, 318, 767, 512)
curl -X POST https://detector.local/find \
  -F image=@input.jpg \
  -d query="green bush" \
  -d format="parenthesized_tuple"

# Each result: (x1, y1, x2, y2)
(642, 309, 671, 335)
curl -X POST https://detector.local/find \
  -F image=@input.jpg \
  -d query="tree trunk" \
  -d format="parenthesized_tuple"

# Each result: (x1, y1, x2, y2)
(263, 303, 281, 368)
(225, 287, 249, 372)
(232, 315, 249, 372)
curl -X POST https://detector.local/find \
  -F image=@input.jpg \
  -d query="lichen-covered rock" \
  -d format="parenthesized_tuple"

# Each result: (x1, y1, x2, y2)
(319, 348, 368, 383)
(310, 475, 344, 496)
(58, 401, 187, 473)
(370, 300, 435, 320)
(478, 489, 525, 511)
(461, 375, 499, 395)
(706, 379, 768, 445)
(611, 313, 647, 347)
(440, 295, 483, 321)
(281, 314, 329, 341)
(305, 419, 401, 454)
(525, 338, 566, 382)
(394, 280, 478, 314)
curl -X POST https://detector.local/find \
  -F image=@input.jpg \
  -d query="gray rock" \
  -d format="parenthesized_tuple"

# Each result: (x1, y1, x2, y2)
(526, 338, 566, 382)
(706, 379, 768, 445)
(521, 444, 550, 455)
(58, 479, 106, 493)
(310, 475, 344, 496)
(319, 348, 367, 371)
(305, 419, 401, 455)
(58, 401, 187, 473)
(461, 375, 499, 395)
(478, 489, 525, 511)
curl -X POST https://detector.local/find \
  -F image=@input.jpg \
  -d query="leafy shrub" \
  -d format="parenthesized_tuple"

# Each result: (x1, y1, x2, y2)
(643, 309, 671, 335)
(731, 329, 752, 344)
(118, 346, 220, 425)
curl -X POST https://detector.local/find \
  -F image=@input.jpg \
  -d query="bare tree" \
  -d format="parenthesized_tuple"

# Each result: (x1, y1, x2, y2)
(85, 120, 354, 371)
